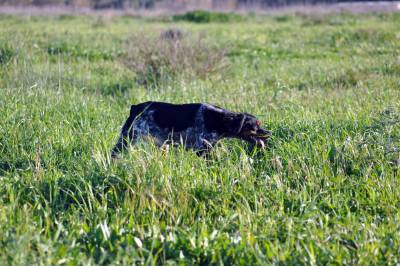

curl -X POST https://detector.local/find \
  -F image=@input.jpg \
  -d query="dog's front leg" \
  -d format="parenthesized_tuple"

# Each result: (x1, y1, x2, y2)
(193, 137, 215, 156)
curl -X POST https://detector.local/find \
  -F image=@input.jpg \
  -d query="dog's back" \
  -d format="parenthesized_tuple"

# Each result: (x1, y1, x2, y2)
(145, 102, 202, 131)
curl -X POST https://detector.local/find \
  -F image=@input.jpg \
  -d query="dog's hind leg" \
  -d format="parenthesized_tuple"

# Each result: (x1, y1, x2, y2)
(111, 105, 142, 158)
(111, 130, 137, 158)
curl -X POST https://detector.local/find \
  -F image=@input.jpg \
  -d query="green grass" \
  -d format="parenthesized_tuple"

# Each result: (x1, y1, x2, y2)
(0, 13, 400, 265)
(172, 10, 245, 23)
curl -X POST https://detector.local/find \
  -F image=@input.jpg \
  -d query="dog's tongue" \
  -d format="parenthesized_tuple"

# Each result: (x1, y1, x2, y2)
(256, 139, 265, 149)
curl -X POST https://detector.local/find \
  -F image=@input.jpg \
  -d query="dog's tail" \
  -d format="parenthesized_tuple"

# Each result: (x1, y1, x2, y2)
(111, 102, 151, 158)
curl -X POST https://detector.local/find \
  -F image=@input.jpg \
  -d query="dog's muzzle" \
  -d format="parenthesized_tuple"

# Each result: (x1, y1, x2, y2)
(243, 128, 272, 149)
(254, 128, 272, 149)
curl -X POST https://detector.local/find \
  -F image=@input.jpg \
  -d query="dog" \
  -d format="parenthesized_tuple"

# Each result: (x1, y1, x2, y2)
(111, 101, 271, 157)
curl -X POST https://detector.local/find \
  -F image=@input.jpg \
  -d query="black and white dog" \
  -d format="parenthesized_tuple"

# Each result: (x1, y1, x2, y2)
(111, 101, 271, 157)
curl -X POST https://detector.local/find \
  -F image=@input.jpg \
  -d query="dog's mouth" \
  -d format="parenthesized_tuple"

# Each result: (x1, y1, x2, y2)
(244, 129, 272, 149)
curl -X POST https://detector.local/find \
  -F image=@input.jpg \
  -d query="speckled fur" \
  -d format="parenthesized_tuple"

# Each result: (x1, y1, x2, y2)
(128, 104, 219, 150)
(111, 102, 270, 157)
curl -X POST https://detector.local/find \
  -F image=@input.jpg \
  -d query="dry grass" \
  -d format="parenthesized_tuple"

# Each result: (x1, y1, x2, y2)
(121, 30, 229, 87)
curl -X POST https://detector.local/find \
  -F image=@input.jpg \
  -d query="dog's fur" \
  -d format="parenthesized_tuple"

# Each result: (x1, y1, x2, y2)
(111, 101, 271, 157)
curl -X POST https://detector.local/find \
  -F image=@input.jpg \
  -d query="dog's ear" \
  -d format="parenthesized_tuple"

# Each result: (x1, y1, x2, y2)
(230, 114, 246, 135)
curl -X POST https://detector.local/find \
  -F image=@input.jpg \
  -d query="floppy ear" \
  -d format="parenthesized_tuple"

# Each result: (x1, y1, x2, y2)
(231, 114, 246, 135)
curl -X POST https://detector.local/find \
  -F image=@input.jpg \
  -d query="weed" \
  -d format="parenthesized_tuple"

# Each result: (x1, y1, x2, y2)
(121, 31, 229, 87)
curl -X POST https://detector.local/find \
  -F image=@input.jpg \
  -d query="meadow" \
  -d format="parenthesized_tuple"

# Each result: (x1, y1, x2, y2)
(0, 11, 399, 265)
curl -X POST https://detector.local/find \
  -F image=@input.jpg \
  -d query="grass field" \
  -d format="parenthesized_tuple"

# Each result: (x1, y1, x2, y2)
(0, 12, 400, 265)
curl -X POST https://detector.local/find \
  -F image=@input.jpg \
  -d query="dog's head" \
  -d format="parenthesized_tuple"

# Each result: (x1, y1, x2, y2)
(228, 113, 272, 149)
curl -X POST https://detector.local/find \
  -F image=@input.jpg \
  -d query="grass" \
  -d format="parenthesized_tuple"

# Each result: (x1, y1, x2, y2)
(172, 10, 245, 23)
(0, 12, 399, 265)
